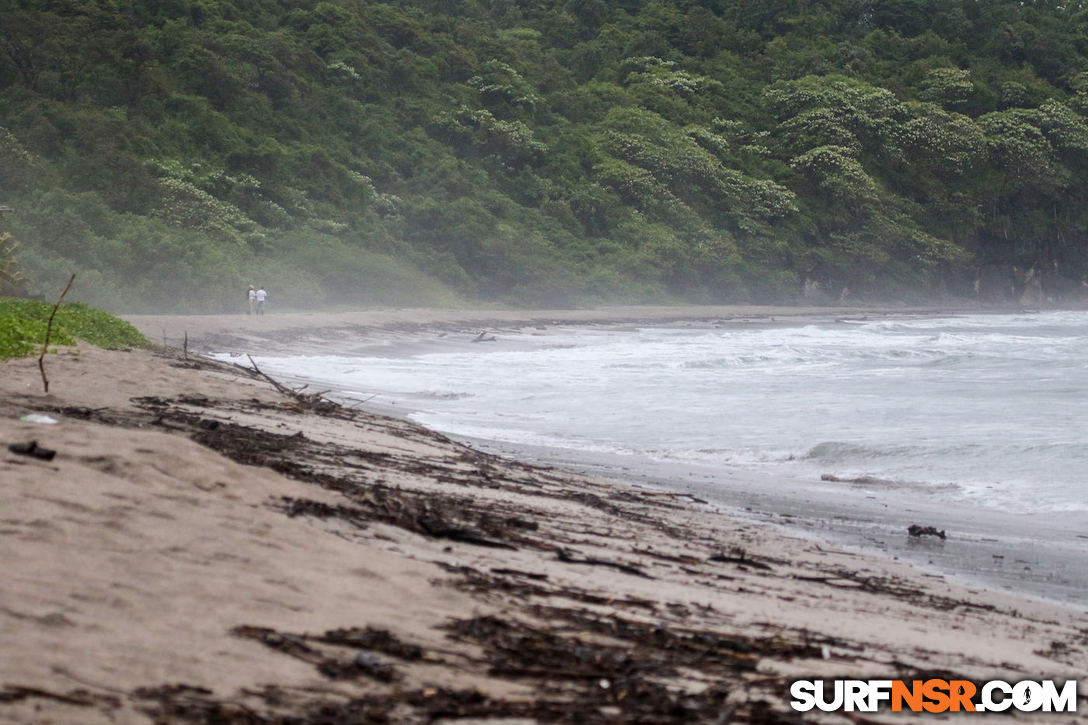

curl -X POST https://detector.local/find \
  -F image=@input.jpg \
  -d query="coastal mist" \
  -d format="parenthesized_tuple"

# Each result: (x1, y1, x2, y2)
(246, 311, 1088, 601)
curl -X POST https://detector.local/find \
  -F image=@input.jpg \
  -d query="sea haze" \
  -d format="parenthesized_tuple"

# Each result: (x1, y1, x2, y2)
(240, 311, 1088, 603)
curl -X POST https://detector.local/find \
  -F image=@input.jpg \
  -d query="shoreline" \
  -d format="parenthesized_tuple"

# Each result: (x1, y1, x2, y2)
(161, 304, 1088, 610)
(463, 436, 1088, 610)
(125, 303, 990, 354)
(0, 308, 1084, 721)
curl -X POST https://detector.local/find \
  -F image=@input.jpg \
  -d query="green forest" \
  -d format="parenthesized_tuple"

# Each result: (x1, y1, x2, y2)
(3, 0, 1088, 312)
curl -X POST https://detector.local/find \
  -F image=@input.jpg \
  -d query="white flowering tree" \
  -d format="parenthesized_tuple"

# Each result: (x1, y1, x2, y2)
(765, 74, 979, 291)
(0, 205, 23, 296)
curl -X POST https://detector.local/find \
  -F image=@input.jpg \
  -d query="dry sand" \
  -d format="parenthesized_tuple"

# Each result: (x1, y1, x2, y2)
(1, 306, 1085, 723)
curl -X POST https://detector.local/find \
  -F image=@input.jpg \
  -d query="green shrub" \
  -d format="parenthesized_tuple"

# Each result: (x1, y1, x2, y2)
(0, 297, 148, 360)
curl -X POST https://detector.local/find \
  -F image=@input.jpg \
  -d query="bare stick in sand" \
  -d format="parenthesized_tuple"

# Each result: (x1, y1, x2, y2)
(38, 273, 75, 393)
(345, 394, 378, 409)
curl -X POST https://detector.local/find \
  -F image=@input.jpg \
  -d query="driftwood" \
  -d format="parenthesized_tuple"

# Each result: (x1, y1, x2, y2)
(907, 524, 947, 539)
(0, 685, 117, 708)
(709, 551, 774, 571)
(555, 548, 653, 579)
(244, 354, 344, 415)
(245, 354, 293, 396)
(38, 273, 75, 393)
(230, 625, 400, 682)
(417, 517, 518, 549)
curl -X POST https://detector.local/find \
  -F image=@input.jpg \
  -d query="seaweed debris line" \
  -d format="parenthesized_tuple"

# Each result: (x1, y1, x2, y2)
(1, 344, 1086, 723)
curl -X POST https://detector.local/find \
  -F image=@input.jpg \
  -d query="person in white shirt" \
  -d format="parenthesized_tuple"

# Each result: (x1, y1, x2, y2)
(255, 287, 268, 315)
(247, 285, 256, 315)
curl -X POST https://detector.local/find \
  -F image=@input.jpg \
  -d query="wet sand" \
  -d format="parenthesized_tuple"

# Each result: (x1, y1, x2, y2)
(0, 305, 1084, 722)
(482, 440, 1088, 607)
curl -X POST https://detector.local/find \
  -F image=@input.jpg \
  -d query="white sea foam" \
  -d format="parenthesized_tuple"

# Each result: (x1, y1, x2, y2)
(241, 310, 1088, 515)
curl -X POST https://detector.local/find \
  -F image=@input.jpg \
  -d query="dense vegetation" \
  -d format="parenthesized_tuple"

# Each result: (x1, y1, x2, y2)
(3, 0, 1088, 312)
(0, 297, 148, 359)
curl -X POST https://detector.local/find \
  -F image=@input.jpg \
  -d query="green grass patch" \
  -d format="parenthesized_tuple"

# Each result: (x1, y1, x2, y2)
(0, 297, 149, 360)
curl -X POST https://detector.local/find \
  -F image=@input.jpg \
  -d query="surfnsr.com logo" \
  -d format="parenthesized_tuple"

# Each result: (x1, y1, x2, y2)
(790, 679, 1078, 713)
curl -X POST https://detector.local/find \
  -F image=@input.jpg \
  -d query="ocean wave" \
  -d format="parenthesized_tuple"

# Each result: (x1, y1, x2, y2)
(799, 441, 923, 461)
(681, 355, 779, 369)
(246, 310, 1088, 517)
(409, 390, 474, 401)
(794, 439, 1077, 462)
(818, 472, 962, 494)
(663, 447, 796, 466)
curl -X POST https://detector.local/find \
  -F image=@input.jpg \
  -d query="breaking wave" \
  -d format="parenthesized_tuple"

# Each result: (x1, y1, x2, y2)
(243, 310, 1088, 514)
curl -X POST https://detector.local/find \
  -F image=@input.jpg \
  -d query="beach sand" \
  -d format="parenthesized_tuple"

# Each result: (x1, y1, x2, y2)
(1, 306, 1085, 722)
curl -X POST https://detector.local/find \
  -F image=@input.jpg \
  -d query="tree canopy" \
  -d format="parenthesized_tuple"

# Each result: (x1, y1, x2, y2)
(3, 0, 1088, 311)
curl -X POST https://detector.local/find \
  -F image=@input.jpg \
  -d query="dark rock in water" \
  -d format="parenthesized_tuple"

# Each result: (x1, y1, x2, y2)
(907, 524, 946, 539)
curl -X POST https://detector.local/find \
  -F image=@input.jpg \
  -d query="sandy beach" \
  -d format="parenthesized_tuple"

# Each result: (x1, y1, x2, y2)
(2, 306, 1085, 723)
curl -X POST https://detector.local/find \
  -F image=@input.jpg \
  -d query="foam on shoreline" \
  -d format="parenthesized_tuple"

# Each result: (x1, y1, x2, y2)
(175, 305, 1088, 608)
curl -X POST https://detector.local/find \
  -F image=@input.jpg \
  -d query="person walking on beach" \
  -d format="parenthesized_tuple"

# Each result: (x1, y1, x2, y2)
(255, 286, 268, 315)
(247, 285, 256, 315)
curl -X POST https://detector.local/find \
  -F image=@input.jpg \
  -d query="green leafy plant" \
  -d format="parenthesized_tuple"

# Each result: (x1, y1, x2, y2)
(0, 297, 148, 360)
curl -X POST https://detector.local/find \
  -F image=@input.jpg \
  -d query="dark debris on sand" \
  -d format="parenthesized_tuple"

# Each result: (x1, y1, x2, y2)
(131, 609, 807, 724)
(17, 355, 982, 723)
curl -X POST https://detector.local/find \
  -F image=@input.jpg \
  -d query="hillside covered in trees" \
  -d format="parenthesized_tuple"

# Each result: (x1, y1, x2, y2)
(3, 0, 1088, 312)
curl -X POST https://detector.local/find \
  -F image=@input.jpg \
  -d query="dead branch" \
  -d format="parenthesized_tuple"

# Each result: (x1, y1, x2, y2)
(245, 354, 348, 416)
(709, 551, 774, 571)
(38, 273, 75, 393)
(556, 548, 654, 579)
(246, 354, 295, 397)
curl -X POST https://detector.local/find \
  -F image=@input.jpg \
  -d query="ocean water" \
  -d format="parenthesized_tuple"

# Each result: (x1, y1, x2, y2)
(248, 311, 1088, 518)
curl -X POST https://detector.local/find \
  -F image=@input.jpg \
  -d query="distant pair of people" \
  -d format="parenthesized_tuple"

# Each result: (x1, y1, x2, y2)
(247, 285, 268, 315)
